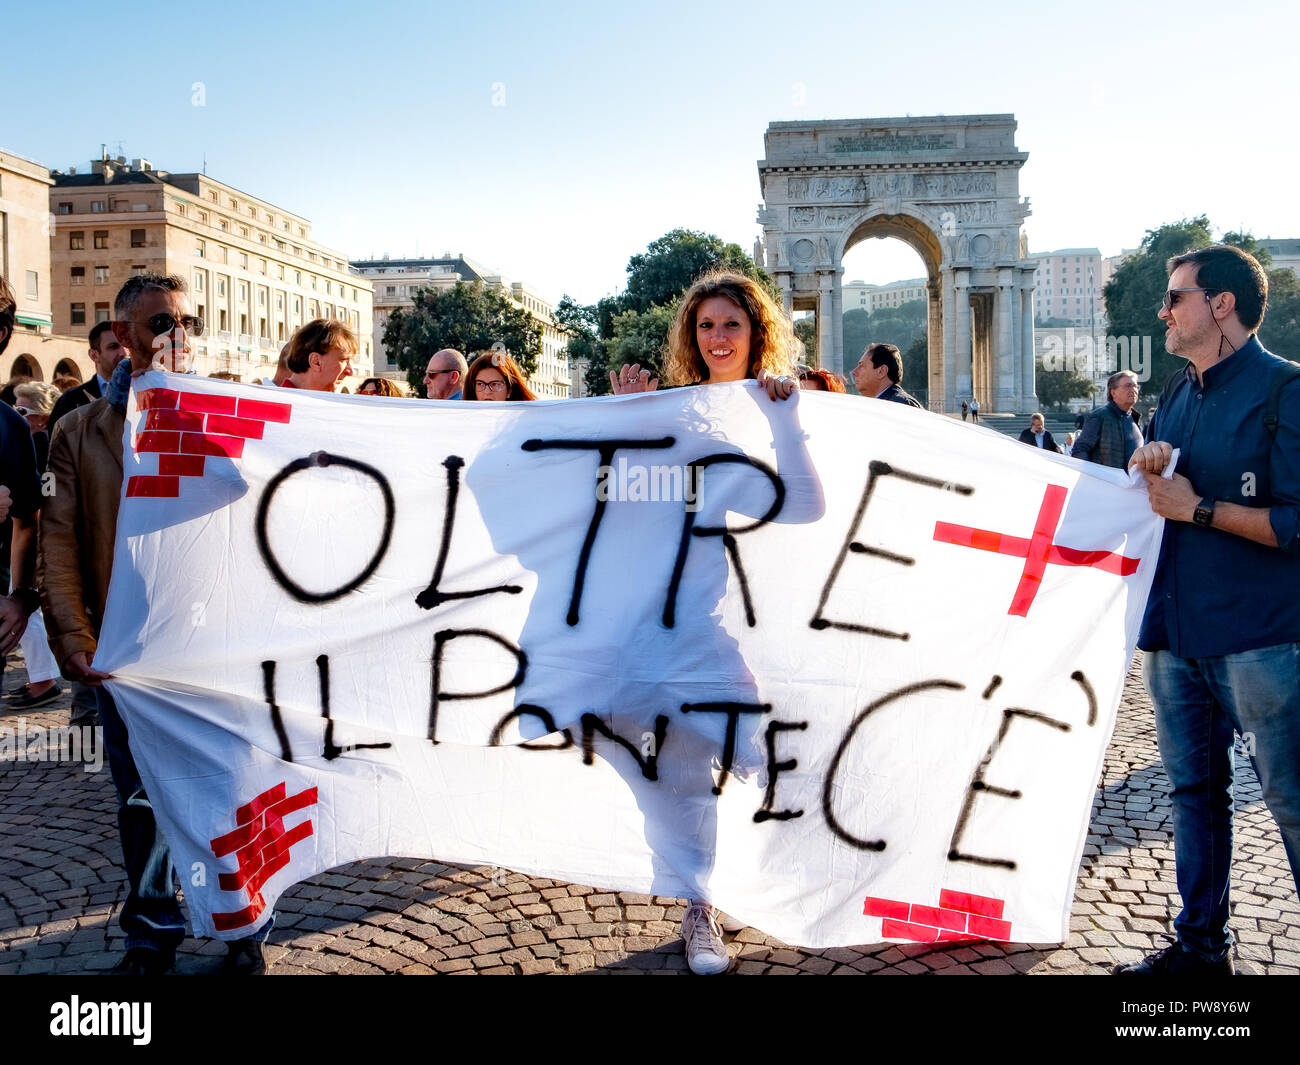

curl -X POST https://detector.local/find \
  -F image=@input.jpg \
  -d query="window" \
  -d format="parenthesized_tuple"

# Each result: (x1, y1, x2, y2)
(69, 231, 85, 250)
(131, 229, 146, 247)
(257, 289, 265, 307)
(25, 271, 38, 299)
(219, 309, 228, 331)
(240, 226, 249, 238)
(93, 230, 108, 250)
(175, 202, 186, 216)
(218, 219, 228, 231)
(324, 281, 331, 295)
(71, 266, 85, 286)
(275, 293, 283, 309)
(217, 277, 227, 297)
(199, 211, 208, 224)
(94, 302, 110, 324)
(258, 258, 266, 275)
(131, 202, 147, 212)
(196, 239, 205, 258)
(70, 303, 86, 325)
(259, 317, 268, 338)
(57, 202, 73, 214)
(131, 265, 146, 276)
(94, 266, 109, 284)
(238, 282, 248, 303)
(193, 272, 205, 292)
(209, 190, 218, 203)
(91, 200, 106, 213)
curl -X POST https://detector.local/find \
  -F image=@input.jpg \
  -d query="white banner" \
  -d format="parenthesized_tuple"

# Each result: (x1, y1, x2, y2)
(96, 373, 1163, 947)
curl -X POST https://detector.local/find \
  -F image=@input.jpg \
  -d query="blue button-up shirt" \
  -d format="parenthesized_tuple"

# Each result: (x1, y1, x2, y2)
(1138, 336, 1300, 656)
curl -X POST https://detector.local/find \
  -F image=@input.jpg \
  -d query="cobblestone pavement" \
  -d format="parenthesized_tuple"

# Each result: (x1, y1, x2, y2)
(2, 654, 1297, 976)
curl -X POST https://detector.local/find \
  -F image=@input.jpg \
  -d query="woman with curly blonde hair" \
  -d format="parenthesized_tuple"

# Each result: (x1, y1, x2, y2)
(463, 350, 537, 402)
(612, 269, 799, 401)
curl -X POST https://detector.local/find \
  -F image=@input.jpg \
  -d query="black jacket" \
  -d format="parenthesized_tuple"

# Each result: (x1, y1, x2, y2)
(877, 383, 923, 409)
(1018, 427, 1062, 453)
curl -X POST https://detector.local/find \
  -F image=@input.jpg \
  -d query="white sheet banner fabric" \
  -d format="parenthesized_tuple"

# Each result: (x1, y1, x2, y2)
(96, 373, 1163, 947)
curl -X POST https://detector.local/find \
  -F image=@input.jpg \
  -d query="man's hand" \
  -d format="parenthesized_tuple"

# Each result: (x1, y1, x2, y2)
(1143, 471, 1199, 523)
(65, 651, 113, 686)
(0, 596, 29, 654)
(0, 485, 10, 523)
(1129, 440, 1174, 475)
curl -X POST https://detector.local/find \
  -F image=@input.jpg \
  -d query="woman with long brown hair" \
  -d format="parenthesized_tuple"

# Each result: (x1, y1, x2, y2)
(462, 350, 536, 402)
(611, 270, 798, 402)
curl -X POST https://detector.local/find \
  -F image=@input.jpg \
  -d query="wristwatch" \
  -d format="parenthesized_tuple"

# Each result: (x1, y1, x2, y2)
(8, 587, 41, 615)
(1192, 497, 1216, 528)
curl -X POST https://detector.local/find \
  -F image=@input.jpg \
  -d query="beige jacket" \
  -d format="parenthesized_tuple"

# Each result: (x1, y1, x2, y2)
(37, 397, 124, 670)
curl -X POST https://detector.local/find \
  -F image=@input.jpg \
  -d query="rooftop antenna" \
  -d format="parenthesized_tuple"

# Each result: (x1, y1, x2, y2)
(203, 152, 207, 175)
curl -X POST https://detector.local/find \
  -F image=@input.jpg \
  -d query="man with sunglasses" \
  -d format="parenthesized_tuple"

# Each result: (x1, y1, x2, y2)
(40, 274, 266, 974)
(423, 348, 467, 401)
(1116, 245, 1300, 976)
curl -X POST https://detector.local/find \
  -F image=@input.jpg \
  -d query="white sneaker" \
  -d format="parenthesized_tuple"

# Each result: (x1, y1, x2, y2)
(682, 901, 729, 975)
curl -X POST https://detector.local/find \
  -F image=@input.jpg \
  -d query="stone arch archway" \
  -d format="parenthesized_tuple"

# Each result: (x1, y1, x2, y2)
(756, 114, 1039, 413)
(54, 358, 83, 381)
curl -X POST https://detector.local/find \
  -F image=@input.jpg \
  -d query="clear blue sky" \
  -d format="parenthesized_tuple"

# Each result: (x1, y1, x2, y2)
(5, 0, 1296, 306)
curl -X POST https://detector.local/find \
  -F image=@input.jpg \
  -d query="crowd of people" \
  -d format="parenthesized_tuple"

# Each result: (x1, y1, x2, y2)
(0, 244, 1296, 978)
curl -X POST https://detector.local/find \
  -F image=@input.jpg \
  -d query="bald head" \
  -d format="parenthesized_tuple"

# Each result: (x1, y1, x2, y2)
(424, 348, 467, 399)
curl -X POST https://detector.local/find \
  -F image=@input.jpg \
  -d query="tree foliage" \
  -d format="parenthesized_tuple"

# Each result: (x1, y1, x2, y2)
(902, 334, 928, 404)
(793, 316, 817, 363)
(384, 281, 541, 395)
(558, 228, 773, 395)
(1035, 364, 1097, 410)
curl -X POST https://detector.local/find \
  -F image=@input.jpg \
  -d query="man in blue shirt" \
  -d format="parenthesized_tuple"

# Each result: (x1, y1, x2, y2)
(49, 321, 125, 429)
(423, 348, 467, 401)
(1118, 245, 1300, 976)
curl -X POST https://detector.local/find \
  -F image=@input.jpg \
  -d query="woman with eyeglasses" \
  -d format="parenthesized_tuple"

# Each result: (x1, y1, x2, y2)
(462, 351, 536, 402)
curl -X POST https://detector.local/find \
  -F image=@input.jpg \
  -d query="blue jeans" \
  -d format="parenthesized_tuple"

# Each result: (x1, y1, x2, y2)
(96, 686, 187, 955)
(1145, 644, 1300, 960)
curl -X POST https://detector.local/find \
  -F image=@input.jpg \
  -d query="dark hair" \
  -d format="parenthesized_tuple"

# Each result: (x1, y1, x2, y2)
(113, 272, 187, 320)
(88, 320, 115, 349)
(287, 318, 359, 373)
(1166, 245, 1268, 332)
(463, 351, 536, 401)
(866, 342, 903, 383)
(0, 275, 15, 357)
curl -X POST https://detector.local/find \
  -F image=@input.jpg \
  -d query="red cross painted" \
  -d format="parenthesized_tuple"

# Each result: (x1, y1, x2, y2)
(932, 484, 1141, 617)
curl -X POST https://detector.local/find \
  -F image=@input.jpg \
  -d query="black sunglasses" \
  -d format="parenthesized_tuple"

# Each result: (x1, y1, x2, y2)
(1160, 288, 1219, 312)
(144, 312, 205, 337)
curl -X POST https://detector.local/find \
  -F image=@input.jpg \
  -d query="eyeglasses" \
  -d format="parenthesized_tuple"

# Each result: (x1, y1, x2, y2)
(424, 368, 456, 379)
(143, 312, 205, 337)
(475, 380, 506, 393)
(1160, 288, 1218, 312)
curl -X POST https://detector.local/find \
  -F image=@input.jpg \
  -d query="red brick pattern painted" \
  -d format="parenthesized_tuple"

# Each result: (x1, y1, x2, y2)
(864, 891, 1012, 942)
(210, 781, 318, 932)
(126, 387, 291, 498)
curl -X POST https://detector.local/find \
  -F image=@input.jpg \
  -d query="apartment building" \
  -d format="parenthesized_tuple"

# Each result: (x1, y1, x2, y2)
(50, 152, 373, 382)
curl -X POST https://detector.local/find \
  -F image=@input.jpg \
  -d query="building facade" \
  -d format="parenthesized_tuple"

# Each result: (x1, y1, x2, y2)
(50, 152, 373, 383)
(1260, 238, 1300, 278)
(841, 277, 928, 313)
(1, 148, 89, 382)
(352, 254, 569, 399)
(1029, 247, 1107, 328)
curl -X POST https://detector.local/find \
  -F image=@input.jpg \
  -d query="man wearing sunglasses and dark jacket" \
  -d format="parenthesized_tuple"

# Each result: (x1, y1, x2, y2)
(40, 273, 267, 975)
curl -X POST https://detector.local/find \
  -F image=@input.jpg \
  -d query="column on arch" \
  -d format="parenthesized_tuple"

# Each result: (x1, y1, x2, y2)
(1019, 268, 1037, 410)
(817, 272, 837, 377)
(926, 276, 943, 411)
(996, 267, 1016, 412)
(953, 267, 972, 404)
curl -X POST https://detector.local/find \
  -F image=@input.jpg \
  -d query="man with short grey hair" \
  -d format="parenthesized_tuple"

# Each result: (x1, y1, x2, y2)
(423, 348, 467, 400)
(1072, 369, 1142, 468)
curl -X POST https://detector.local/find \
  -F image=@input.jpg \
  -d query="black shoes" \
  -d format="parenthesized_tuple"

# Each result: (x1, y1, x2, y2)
(7, 685, 64, 710)
(110, 947, 174, 976)
(222, 937, 267, 975)
(1113, 941, 1235, 975)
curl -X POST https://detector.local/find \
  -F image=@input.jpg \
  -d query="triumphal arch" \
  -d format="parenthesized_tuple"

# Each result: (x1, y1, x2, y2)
(756, 114, 1037, 412)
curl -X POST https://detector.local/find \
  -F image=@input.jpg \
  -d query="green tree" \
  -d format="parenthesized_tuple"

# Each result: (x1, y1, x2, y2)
(622, 228, 774, 313)
(1261, 267, 1300, 358)
(793, 316, 817, 363)
(841, 308, 871, 363)
(384, 281, 541, 395)
(605, 303, 679, 384)
(553, 295, 602, 395)
(1035, 363, 1097, 410)
(902, 335, 928, 405)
